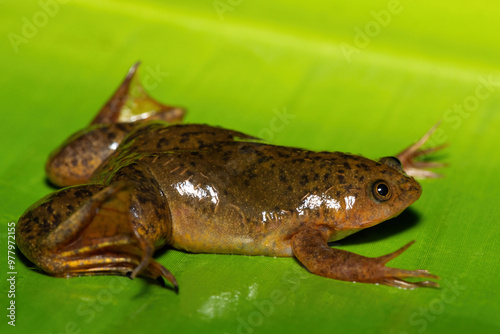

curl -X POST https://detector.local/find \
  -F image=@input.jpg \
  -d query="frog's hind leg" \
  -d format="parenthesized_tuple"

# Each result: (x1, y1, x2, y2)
(291, 228, 439, 289)
(16, 183, 178, 291)
(396, 122, 448, 179)
(91, 62, 185, 125)
(46, 63, 186, 187)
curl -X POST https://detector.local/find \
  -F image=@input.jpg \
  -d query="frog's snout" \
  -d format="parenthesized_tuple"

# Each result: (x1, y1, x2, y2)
(403, 177, 422, 205)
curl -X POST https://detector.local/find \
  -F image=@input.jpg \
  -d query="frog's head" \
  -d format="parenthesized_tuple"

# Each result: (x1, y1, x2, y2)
(333, 155, 421, 233)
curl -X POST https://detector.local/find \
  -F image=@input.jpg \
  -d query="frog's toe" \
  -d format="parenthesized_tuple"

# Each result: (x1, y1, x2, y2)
(375, 242, 439, 289)
(379, 267, 439, 287)
(396, 122, 448, 179)
(292, 229, 439, 289)
(380, 277, 440, 289)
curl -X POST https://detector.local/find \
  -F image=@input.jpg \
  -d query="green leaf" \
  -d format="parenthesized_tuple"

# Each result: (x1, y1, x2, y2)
(1, 0, 499, 333)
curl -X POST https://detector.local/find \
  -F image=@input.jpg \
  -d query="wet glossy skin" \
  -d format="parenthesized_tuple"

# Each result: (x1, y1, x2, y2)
(16, 63, 444, 290)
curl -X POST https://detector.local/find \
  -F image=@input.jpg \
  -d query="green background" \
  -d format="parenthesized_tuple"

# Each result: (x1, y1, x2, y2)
(1, 0, 499, 333)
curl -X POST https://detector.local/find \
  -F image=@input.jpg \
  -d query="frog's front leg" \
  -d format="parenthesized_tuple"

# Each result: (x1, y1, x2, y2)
(16, 182, 177, 290)
(291, 228, 439, 289)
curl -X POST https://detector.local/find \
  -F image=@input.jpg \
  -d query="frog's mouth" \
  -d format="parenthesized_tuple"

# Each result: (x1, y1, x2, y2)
(331, 202, 410, 242)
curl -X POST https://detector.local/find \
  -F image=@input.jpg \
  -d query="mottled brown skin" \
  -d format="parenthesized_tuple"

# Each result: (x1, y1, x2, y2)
(16, 63, 443, 290)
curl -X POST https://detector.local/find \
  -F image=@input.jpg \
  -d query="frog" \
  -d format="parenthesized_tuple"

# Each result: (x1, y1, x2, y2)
(16, 63, 446, 291)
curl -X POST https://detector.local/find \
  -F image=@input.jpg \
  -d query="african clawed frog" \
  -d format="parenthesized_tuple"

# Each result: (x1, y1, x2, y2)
(16, 63, 445, 290)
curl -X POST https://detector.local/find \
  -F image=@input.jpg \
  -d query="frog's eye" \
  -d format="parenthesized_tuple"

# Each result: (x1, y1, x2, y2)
(379, 156, 404, 173)
(372, 180, 392, 202)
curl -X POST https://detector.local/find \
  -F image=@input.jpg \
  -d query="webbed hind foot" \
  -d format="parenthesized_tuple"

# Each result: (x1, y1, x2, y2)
(397, 122, 448, 179)
(91, 62, 185, 125)
(16, 182, 178, 291)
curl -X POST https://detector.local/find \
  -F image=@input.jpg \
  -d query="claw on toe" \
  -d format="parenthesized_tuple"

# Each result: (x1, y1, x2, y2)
(382, 278, 440, 289)
(397, 122, 448, 179)
(375, 240, 416, 265)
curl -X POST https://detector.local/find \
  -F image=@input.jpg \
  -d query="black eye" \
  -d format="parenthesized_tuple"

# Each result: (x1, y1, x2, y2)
(372, 181, 391, 202)
(377, 183, 389, 196)
(379, 156, 404, 173)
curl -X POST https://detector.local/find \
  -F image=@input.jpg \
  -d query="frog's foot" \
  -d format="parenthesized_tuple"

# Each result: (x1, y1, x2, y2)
(370, 241, 439, 289)
(292, 229, 439, 289)
(396, 122, 448, 179)
(18, 183, 178, 291)
(91, 62, 185, 125)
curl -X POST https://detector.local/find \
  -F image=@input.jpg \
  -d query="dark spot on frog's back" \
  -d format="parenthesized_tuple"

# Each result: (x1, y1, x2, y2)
(244, 169, 257, 179)
(277, 151, 290, 159)
(156, 137, 170, 149)
(347, 155, 360, 161)
(258, 156, 272, 164)
(279, 169, 288, 182)
(74, 188, 93, 199)
(356, 163, 371, 172)
(337, 174, 346, 184)
(343, 162, 351, 170)
(107, 132, 116, 141)
(323, 173, 331, 182)
(239, 145, 256, 155)
(300, 174, 309, 186)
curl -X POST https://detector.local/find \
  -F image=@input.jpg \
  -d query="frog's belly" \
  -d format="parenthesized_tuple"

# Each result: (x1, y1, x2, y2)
(168, 201, 294, 257)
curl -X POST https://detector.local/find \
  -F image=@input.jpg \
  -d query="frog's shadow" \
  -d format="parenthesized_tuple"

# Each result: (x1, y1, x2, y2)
(328, 208, 421, 247)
